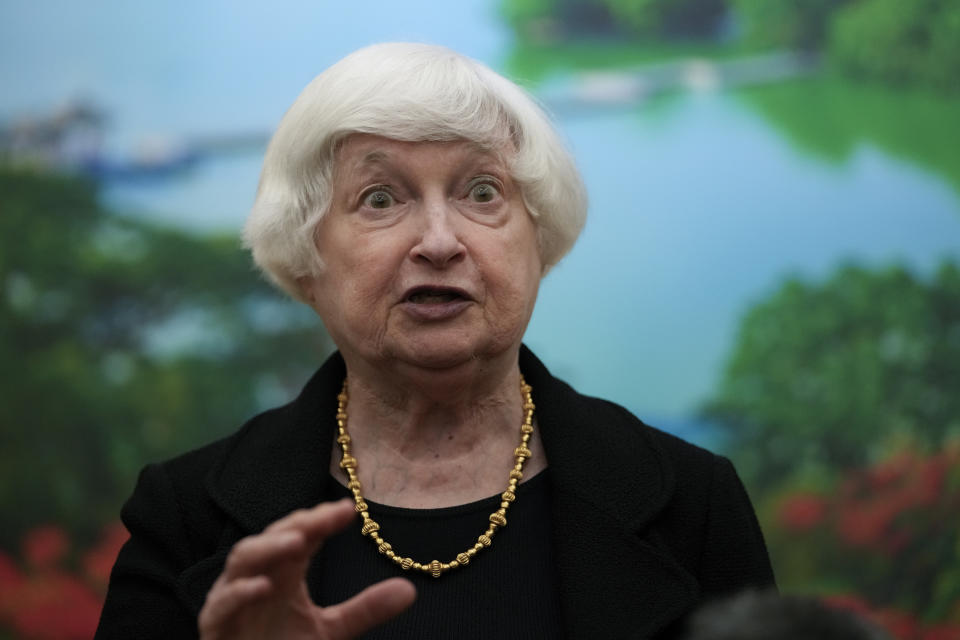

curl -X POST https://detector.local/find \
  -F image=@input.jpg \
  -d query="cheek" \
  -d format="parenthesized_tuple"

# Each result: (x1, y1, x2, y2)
(486, 232, 541, 311)
(323, 231, 405, 295)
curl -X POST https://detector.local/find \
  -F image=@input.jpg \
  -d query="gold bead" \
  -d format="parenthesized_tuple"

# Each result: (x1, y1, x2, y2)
(335, 376, 536, 580)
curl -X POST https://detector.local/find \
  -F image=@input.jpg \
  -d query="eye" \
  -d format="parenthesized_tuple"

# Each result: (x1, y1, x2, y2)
(468, 181, 500, 203)
(363, 189, 395, 209)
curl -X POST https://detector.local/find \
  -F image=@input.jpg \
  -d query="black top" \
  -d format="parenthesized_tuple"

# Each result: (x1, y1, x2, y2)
(315, 470, 563, 639)
(94, 346, 775, 640)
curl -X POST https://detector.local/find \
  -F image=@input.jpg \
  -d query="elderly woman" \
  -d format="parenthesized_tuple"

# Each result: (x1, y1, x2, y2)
(95, 43, 774, 639)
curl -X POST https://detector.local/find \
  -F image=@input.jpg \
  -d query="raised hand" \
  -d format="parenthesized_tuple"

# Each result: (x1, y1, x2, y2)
(198, 498, 416, 640)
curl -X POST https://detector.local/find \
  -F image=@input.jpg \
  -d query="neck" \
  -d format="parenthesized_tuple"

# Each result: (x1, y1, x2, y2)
(330, 347, 547, 507)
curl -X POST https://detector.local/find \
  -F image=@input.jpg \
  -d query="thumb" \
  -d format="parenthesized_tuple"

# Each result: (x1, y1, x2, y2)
(319, 577, 417, 639)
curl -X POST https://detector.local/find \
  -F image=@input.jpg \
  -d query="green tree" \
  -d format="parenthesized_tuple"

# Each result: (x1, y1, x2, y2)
(0, 168, 333, 549)
(737, 75, 960, 195)
(703, 262, 960, 491)
(730, 0, 852, 50)
(829, 0, 960, 94)
(602, 0, 727, 39)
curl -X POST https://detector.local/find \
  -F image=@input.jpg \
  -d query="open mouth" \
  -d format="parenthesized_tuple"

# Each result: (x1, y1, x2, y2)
(405, 287, 469, 304)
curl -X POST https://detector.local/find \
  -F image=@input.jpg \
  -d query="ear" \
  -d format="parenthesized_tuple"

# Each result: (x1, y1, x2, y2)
(295, 275, 318, 306)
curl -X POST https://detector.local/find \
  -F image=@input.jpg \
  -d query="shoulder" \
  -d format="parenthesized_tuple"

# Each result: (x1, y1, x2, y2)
(519, 345, 774, 594)
(144, 352, 345, 516)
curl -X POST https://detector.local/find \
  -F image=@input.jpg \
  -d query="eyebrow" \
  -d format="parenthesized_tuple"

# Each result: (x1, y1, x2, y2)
(357, 142, 500, 165)
(359, 150, 390, 165)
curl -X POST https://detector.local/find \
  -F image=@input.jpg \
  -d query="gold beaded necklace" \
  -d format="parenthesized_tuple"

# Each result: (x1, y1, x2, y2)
(334, 376, 535, 578)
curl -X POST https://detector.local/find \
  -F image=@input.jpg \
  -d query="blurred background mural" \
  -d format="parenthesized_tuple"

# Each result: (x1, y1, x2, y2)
(1, 0, 959, 637)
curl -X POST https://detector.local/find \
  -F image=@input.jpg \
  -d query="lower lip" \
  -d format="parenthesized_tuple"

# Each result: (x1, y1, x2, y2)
(401, 299, 473, 321)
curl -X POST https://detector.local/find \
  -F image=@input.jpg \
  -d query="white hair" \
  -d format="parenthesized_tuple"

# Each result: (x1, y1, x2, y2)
(244, 42, 588, 303)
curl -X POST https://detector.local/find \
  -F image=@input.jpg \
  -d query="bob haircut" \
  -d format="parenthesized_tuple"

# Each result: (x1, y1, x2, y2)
(244, 42, 588, 303)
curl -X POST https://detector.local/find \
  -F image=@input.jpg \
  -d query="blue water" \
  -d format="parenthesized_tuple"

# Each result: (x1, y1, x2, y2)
(4, 1, 960, 444)
(528, 96, 960, 424)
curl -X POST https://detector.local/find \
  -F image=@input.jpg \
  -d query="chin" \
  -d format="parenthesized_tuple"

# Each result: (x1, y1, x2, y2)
(392, 334, 498, 371)
(399, 345, 477, 371)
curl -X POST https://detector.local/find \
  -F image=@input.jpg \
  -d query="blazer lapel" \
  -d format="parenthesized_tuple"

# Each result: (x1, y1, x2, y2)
(205, 354, 346, 534)
(177, 355, 346, 613)
(520, 347, 700, 638)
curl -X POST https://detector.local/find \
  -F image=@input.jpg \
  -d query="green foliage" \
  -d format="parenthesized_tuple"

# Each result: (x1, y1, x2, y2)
(732, 0, 960, 94)
(730, 0, 853, 50)
(829, 0, 960, 94)
(500, 0, 558, 31)
(0, 168, 333, 549)
(766, 447, 960, 632)
(603, 0, 727, 39)
(500, 0, 959, 94)
(500, 0, 728, 45)
(703, 262, 960, 490)
(504, 39, 744, 84)
(737, 74, 960, 195)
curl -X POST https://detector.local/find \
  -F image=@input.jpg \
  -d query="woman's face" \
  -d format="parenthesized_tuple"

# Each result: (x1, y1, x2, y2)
(299, 134, 542, 373)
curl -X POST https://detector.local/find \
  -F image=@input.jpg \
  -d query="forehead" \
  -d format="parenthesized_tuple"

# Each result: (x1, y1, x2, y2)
(334, 134, 512, 175)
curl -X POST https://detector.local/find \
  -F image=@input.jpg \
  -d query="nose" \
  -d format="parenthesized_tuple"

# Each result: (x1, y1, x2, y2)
(409, 199, 466, 268)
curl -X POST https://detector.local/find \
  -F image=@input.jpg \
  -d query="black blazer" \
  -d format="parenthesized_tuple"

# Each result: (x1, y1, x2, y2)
(95, 346, 775, 639)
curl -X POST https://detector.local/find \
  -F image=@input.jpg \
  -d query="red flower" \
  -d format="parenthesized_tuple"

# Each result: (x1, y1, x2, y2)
(10, 572, 102, 640)
(0, 551, 26, 620)
(822, 593, 872, 615)
(871, 607, 920, 640)
(922, 624, 960, 640)
(82, 521, 129, 587)
(22, 526, 69, 571)
(778, 493, 826, 532)
(837, 502, 895, 550)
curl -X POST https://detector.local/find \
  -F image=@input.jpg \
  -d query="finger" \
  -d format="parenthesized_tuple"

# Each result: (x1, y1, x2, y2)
(222, 529, 306, 581)
(320, 578, 417, 638)
(198, 575, 272, 636)
(264, 498, 358, 559)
